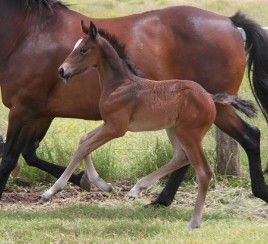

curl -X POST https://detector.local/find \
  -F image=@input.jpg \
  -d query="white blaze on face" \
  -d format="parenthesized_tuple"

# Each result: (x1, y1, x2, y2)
(73, 38, 83, 51)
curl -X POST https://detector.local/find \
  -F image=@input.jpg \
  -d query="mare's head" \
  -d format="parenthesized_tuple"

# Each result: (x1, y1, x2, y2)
(58, 21, 100, 81)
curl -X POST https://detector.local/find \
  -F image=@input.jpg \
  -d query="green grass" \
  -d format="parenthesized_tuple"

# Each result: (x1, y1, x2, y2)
(1, 183, 268, 243)
(1, 1, 268, 243)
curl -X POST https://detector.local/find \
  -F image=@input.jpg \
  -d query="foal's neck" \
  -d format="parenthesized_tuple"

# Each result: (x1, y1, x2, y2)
(96, 38, 133, 90)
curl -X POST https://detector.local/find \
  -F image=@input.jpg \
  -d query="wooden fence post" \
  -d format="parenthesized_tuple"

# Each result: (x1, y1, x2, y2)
(216, 127, 240, 176)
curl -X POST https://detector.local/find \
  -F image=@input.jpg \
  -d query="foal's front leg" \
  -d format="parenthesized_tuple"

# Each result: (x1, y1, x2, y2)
(40, 123, 120, 203)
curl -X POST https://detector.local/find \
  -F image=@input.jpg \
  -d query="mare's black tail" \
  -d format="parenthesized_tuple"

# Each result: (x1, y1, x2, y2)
(213, 93, 257, 118)
(230, 12, 268, 122)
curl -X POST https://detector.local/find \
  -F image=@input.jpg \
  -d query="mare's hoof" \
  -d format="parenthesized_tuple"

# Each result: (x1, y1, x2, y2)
(80, 172, 91, 192)
(144, 201, 167, 209)
(149, 198, 172, 208)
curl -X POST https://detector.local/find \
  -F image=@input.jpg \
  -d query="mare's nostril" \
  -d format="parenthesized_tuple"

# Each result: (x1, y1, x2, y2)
(58, 67, 64, 78)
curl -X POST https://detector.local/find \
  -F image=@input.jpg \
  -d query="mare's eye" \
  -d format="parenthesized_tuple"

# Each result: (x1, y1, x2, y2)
(80, 48, 88, 54)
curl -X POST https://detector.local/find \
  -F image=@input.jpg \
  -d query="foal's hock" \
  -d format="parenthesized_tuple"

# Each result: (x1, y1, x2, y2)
(41, 21, 256, 229)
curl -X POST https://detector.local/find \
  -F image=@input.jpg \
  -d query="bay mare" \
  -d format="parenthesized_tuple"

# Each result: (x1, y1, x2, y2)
(41, 21, 257, 229)
(0, 0, 268, 204)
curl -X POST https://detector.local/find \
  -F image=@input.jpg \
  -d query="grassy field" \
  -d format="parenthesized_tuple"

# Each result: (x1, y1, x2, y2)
(1, 0, 268, 243)
(1, 204, 268, 243)
(0, 183, 268, 243)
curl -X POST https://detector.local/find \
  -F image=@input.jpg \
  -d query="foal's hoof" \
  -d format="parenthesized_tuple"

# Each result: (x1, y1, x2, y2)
(39, 195, 49, 204)
(105, 183, 113, 192)
(127, 190, 138, 200)
(80, 172, 91, 192)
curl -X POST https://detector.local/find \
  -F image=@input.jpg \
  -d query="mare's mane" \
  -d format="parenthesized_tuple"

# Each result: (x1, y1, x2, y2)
(24, 0, 68, 10)
(98, 28, 144, 78)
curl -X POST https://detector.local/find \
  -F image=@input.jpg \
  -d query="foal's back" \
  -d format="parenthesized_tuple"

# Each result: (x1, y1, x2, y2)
(127, 78, 216, 133)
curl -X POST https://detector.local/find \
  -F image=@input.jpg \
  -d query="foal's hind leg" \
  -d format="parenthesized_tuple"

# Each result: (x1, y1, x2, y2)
(151, 103, 267, 206)
(84, 155, 113, 192)
(179, 136, 213, 230)
(128, 129, 189, 198)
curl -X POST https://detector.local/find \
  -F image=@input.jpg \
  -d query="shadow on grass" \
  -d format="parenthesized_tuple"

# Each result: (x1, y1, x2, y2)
(0, 203, 234, 223)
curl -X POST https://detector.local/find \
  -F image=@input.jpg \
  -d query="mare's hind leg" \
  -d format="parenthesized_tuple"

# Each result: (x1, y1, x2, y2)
(128, 129, 189, 198)
(214, 104, 268, 202)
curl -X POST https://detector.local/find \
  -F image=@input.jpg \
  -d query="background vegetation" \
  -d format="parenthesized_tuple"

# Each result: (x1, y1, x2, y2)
(1, 0, 268, 185)
(0, 1, 268, 243)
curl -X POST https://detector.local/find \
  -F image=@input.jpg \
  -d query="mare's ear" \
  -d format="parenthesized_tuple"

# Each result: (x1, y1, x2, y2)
(81, 20, 89, 34)
(89, 21, 98, 39)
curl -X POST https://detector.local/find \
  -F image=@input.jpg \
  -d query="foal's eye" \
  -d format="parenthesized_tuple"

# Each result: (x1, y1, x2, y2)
(80, 48, 88, 54)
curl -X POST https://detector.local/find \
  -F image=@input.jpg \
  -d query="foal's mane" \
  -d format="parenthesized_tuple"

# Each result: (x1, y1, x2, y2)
(24, 0, 68, 10)
(98, 29, 144, 78)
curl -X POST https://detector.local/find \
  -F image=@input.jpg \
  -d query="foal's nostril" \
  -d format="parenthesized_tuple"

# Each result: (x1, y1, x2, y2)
(58, 67, 65, 78)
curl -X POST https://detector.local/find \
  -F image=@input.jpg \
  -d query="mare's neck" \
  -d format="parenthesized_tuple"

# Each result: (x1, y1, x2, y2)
(96, 38, 132, 91)
(0, 1, 25, 66)
(0, 0, 62, 69)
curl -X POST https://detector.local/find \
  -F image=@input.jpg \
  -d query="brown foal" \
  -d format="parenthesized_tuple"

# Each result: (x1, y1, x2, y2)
(40, 21, 256, 229)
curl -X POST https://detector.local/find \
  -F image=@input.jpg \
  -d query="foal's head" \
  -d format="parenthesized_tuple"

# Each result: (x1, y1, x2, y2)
(58, 21, 100, 81)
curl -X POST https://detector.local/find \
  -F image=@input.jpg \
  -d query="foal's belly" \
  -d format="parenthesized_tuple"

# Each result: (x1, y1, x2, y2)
(127, 108, 178, 132)
(128, 120, 176, 132)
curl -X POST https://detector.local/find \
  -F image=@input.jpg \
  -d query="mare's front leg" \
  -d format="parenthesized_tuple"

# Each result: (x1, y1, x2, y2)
(40, 122, 125, 203)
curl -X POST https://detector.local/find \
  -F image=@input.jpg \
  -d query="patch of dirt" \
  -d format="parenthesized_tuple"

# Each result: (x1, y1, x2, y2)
(0, 180, 141, 209)
(1, 180, 268, 220)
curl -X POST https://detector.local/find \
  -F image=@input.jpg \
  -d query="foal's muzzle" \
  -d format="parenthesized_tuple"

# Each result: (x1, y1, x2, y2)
(58, 66, 72, 81)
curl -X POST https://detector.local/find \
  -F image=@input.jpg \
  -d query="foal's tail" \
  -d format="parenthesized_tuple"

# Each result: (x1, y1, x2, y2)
(230, 12, 268, 122)
(213, 93, 257, 118)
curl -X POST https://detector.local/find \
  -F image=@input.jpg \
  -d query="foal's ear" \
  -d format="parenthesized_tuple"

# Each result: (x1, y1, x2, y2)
(89, 21, 98, 39)
(81, 20, 89, 34)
